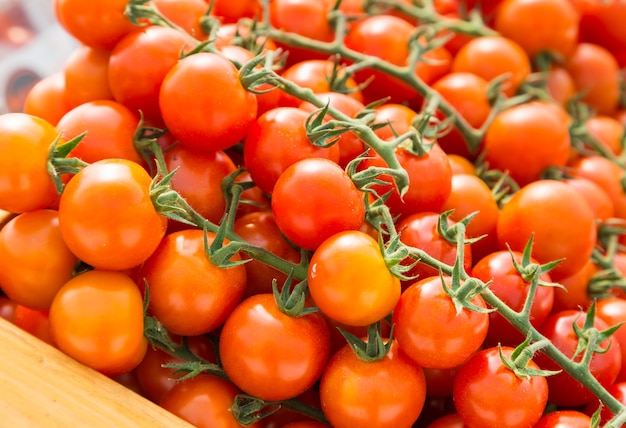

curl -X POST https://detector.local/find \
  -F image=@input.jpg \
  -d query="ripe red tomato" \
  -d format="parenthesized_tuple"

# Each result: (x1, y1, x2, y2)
(535, 309, 622, 407)
(150, 0, 208, 38)
(0, 210, 77, 311)
(484, 101, 571, 186)
(58, 158, 168, 270)
(396, 212, 472, 283)
(496, 179, 597, 281)
(431, 72, 491, 158)
(584, 115, 624, 156)
(563, 177, 615, 222)
(453, 346, 548, 428)
(211, 0, 262, 24)
(54, 0, 136, 50)
(345, 14, 451, 105)
(243, 107, 340, 194)
(49, 270, 147, 376)
(319, 339, 427, 428)
(159, 52, 258, 152)
(0, 113, 61, 213)
(494, 0, 579, 58)
(272, 158, 365, 251)
(360, 142, 453, 218)
(564, 42, 621, 115)
(299, 91, 366, 168)
(139, 228, 247, 336)
(308, 230, 401, 326)
(56, 100, 145, 166)
(108, 25, 194, 121)
(451, 36, 531, 97)
(62, 45, 114, 109)
(534, 410, 592, 428)
(596, 297, 626, 382)
(471, 250, 554, 347)
(551, 257, 595, 313)
(577, 0, 626, 63)
(392, 275, 489, 369)
(584, 381, 626, 425)
(163, 145, 237, 225)
(219, 293, 331, 401)
(22, 72, 70, 126)
(160, 374, 265, 428)
(372, 103, 419, 142)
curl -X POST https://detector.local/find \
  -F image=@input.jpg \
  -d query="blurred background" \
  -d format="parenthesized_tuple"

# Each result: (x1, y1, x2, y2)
(0, 0, 77, 114)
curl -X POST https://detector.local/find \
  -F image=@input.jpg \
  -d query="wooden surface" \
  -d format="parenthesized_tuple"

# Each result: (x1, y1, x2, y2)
(0, 317, 194, 428)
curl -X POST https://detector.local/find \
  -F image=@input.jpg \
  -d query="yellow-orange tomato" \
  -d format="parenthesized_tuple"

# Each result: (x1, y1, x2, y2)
(49, 270, 147, 376)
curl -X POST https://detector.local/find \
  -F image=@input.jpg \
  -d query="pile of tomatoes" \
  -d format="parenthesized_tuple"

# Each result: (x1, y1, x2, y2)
(3, 0, 626, 426)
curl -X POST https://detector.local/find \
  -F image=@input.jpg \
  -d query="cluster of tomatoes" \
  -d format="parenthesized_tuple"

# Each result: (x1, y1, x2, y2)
(3, 0, 626, 427)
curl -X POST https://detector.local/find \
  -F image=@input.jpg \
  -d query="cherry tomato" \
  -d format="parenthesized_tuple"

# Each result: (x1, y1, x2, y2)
(345, 14, 451, 105)
(160, 374, 264, 428)
(584, 115, 624, 156)
(0, 210, 77, 311)
(534, 410, 592, 428)
(431, 72, 491, 158)
(211, 0, 262, 24)
(219, 293, 331, 401)
(596, 297, 626, 382)
(484, 101, 571, 186)
(425, 413, 466, 428)
(272, 158, 365, 251)
(243, 107, 340, 194)
(49, 270, 147, 376)
(563, 177, 614, 222)
(551, 257, 595, 313)
(22, 72, 70, 126)
(159, 52, 258, 152)
(319, 339, 427, 428)
(108, 25, 194, 121)
(545, 65, 576, 107)
(496, 179, 596, 281)
(62, 44, 115, 109)
(564, 42, 621, 115)
(139, 229, 247, 336)
(440, 173, 499, 261)
(0, 113, 60, 213)
(393, 275, 489, 369)
(372, 103, 419, 142)
(58, 158, 168, 270)
(12, 305, 55, 346)
(535, 309, 622, 407)
(471, 250, 554, 347)
(494, 0, 579, 58)
(396, 212, 472, 283)
(151, 0, 208, 38)
(453, 346, 548, 428)
(308, 230, 401, 326)
(56, 100, 144, 166)
(451, 36, 531, 97)
(54, 0, 136, 50)
(360, 142, 453, 218)
(164, 145, 237, 225)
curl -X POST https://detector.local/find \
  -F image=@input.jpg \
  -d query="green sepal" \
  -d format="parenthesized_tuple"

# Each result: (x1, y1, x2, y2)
(272, 272, 317, 318)
(161, 360, 225, 382)
(338, 322, 393, 363)
(500, 337, 561, 380)
(230, 395, 282, 426)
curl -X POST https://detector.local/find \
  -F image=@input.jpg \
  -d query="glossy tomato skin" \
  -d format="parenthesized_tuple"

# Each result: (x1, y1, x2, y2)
(159, 52, 258, 152)
(596, 297, 626, 382)
(164, 145, 237, 225)
(496, 179, 596, 281)
(243, 107, 340, 195)
(219, 293, 331, 401)
(396, 212, 472, 283)
(535, 310, 622, 407)
(319, 339, 427, 428)
(233, 211, 301, 297)
(49, 270, 147, 376)
(58, 159, 168, 270)
(62, 45, 114, 109)
(23, 72, 71, 126)
(360, 143, 453, 218)
(453, 346, 548, 428)
(0, 210, 77, 311)
(108, 25, 194, 121)
(308, 230, 401, 326)
(484, 101, 571, 186)
(471, 250, 554, 347)
(56, 100, 145, 166)
(494, 0, 579, 58)
(392, 275, 489, 369)
(160, 374, 264, 428)
(533, 410, 591, 427)
(272, 158, 365, 251)
(0, 113, 60, 213)
(451, 36, 531, 97)
(54, 0, 136, 50)
(139, 229, 247, 336)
